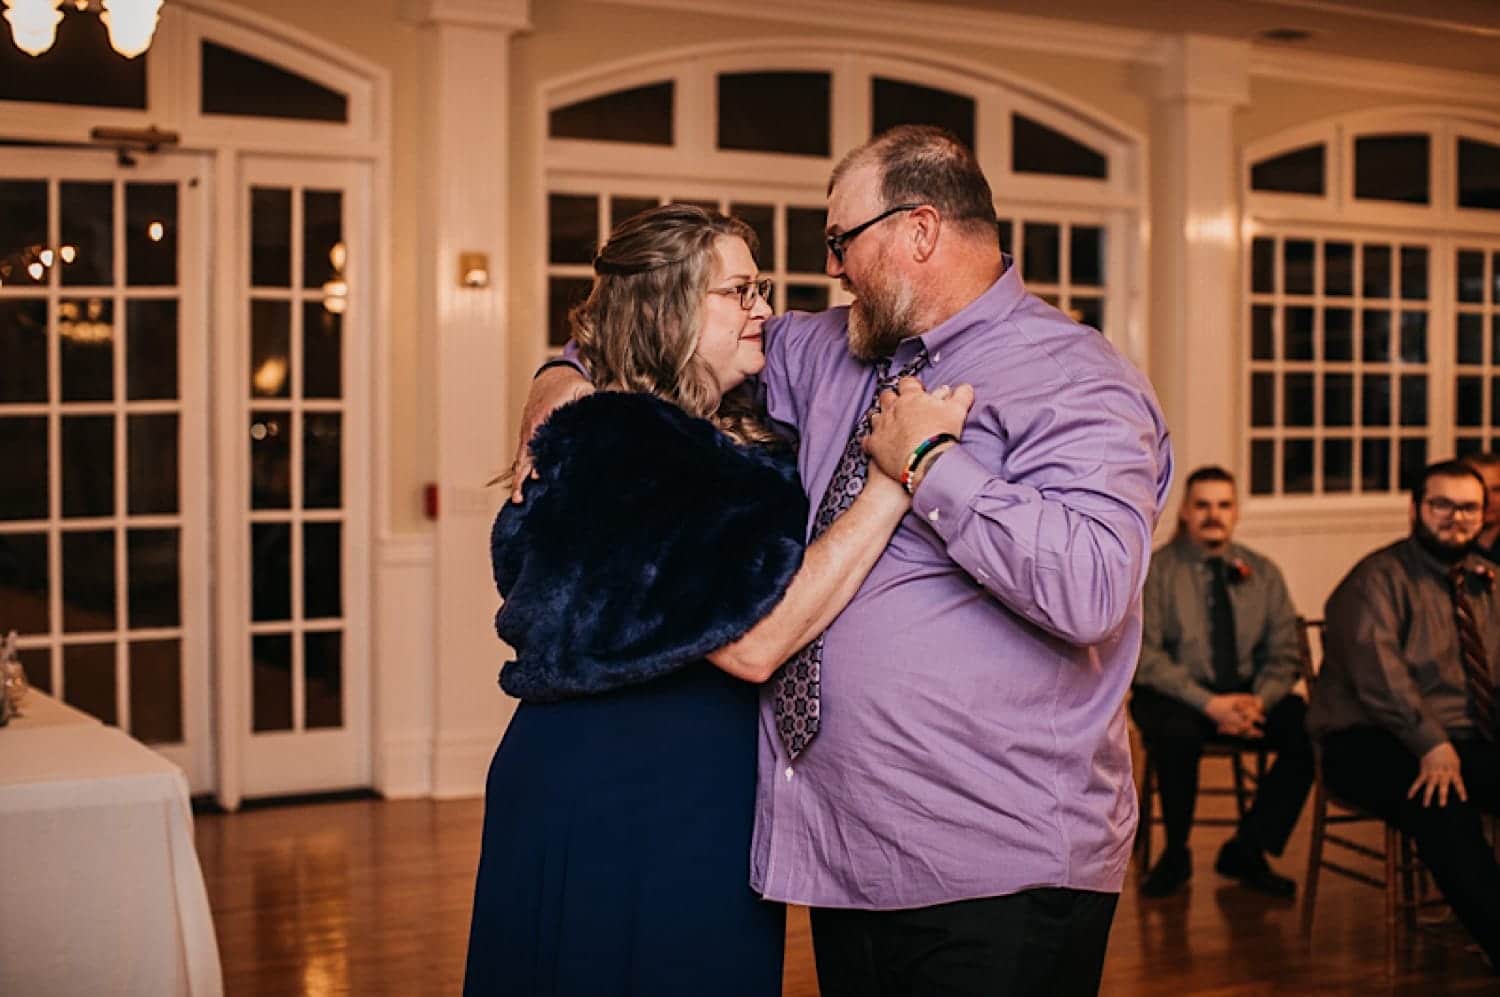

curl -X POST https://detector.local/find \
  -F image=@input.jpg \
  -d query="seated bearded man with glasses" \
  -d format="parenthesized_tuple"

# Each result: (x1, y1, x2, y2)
(1311, 459, 1500, 973)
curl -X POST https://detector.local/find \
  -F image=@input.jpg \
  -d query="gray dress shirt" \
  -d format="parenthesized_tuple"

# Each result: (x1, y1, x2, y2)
(1135, 533, 1301, 712)
(1309, 536, 1500, 757)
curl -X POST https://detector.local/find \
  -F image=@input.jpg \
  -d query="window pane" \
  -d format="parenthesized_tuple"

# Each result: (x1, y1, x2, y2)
(1250, 305, 1274, 360)
(1012, 114, 1107, 179)
(252, 633, 292, 732)
(304, 523, 341, 619)
(1251, 373, 1275, 427)
(1023, 223, 1060, 285)
(1458, 436, 1485, 458)
(304, 302, 342, 400)
(1399, 374, 1427, 426)
(1284, 439, 1313, 494)
(550, 82, 673, 145)
(1458, 250, 1485, 303)
(18, 647, 50, 695)
(1458, 138, 1500, 211)
(729, 203, 775, 266)
(547, 276, 592, 348)
(62, 415, 113, 518)
(1284, 239, 1315, 294)
(304, 412, 342, 510)
(251, 523, 291, 623)
(1251, 144, 1325, 195)
(1354, 134, 1430, 204)
(60, 182, 113, 286)
(872, 77, 975, 150)
(1284, 373, 1314, 427)
(126, 184, 176, 287)
(0, 533, 48, 634)
(610, 197, 659, 227)
(250, 412, 290, 509)
(129, 639, 182, 745)
(1362, 437, 1391, 491)
(1070, 226, 1103, 287)
(548, 193, 598, 265)
(718, 72, 830, 157)
(62, 530, 115, 632)
(1399, 438, 1428, 491)
(1250, 439, 1275, 495)
(1494, 315, 1500, 368)
(305, 630, 342, 729)
(1284, 306, 1314, 360)
(0, 418, 48, 520)
(0, 299, 47, 403)
(1324, 241, 1353, 297)
(127, 529, 179, 629)
(201, 41, 349, 122)
(1458, 375, 1484, 426)
(1458, 312, 1484, 364)
(1324, 307, 1353, 361)
(1363, 245, 1392, 298)
(1323, 438, 1353, 493)
(1400, 311, 1428, 363)
(303, 190, 343, 288)
(786, 207, 828, 274)
(64, 643, 116, 724)
(1491, 376, 1500, 427)
(125, 300, 178, 401)
(785, 284, 830, 313)
(1251, 238, 1275, 294)
(1362, 374, 1391, 426)
(251, 300, 291, 398)
(1362, 310, 1391, 362)
(59, 298, 113, 402)
(0, 10, 145, 108)
(1325, 373, 1353, 427)
(1400, 246, 1427, 301)
(0, 181, 47, 286)
(998, 219, 1012, 256)
(128, 414, 178, 515)
(251, 188, 291, 288)
(1072, 297, 1103, 332)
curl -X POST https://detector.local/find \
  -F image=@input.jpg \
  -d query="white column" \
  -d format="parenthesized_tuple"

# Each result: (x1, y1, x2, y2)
(1150, 35, 1250, 488)
(401, 0, 531, 798)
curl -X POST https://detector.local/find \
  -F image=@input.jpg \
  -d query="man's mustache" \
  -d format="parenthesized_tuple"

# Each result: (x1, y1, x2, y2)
(1200, 520, 1226, 529)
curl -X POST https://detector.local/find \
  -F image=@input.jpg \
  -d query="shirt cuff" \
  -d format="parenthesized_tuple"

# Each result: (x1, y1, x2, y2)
(910, 443, 988, 540)
(1403, 718, 1449, 759)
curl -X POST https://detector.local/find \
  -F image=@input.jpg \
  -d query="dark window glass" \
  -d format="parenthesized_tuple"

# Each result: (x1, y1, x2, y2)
(1399, 375, 1427, 427)
(1284, 240, 1315, 295)
(250, 300, 291, 398)
(1251, 144, 1325, 195)
(126, 299, 178, 400)
(1324, 438, 1353, 493)
(0, 417, 47, 520)
(1023, 223, 1061, 284)
(1284, 373, 1315, 426)
(250, 411, 290, 509)
(304, 523, 341, 619)
(303, 190, 343, 288)
(1324, 307, 1353, 361)
(18, 647, 50, 694)
(59, 298, 113, 402)
(60, 182, 112, 286)
(785, 284, 829, 313)
(304, 302, 342, 400)
(1250, 439, 1275, 495)
(62, 530, 115, 632)
(0, 181, 47, 286)
(127, 414, 178, 515)
(1458, 312, 1483, 364)
(305, 631, 342, 729)
(1012, 114, 1107, 179)
(1325, 373, 1353, 427)
(127, 528, 179, 629)
(1491, 376, 1500, 427)
(1284, 306, 1314, 361)
(304, 413, 342, 510)
(0, 299, 46, 403)
(1400, 312, 1428, 363)
(547, 276, 592, 348)
(1458, 375, 1484, 426)
(1494, 315, 1500, 369)
(1362, 437, 1391, 492)
(129, 640, 182, 745)
(1251, 238, 1275, 294)
(1363, 245, 1392, 298)
(251, 188, 291, 288)
(786, 207, 827, 274)
(1324, 242, 1353, 297)
(1071, 226, 1103, 287)
(1362, 310, 1391, 362)
(1458, 138, 1500, 211)
(251, 523, 291, 622)
(64, 643, 116, 724)
(718, 72, 830, 157)
(1458, 250, 1485, 303)
(1354, 134, 1430, 205)
(548, 193, 598, 264)
(1251, 305, 1274, 360)
(1400, 246, 1427, 301)
(1284, 439, 1314, 494)
(1399, 438, 1428, 491)
(1250, 373, 1275, 427)
(62, 415, 113, 518)
(202, 41, 348, 122)
(1362, 374, 1392, 426)
(1073, 297, 1103, 331)
(252, 633, 293, 732)
(126, 184, 176, 286)
(872, 77, 975, 150)
(1458, 436, 1485, 458)
(0, 10, 145, 108)
(610, 197, 658, 227)
(729, 203, 774, 267)
(550, 82, 673, 145)
(0, 532, 48, 634)
(997, 219, 1012, 256)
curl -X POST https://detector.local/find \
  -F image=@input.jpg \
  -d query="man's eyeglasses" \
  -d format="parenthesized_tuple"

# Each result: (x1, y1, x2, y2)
(825, 203, 923, 265)
(707, 277, 773, 310)
(1424, 497, 1485, 519)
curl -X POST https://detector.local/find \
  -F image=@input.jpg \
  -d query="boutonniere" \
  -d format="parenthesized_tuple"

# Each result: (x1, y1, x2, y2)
(1472, 562, 1497, 591)
(1227, 558, 1252, 583)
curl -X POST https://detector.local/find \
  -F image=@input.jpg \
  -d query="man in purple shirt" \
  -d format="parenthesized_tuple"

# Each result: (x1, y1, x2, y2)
(519, 126, 1172, 995)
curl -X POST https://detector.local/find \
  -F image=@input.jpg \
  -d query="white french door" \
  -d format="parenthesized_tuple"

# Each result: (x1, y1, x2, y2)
(0, 147, 213, 789)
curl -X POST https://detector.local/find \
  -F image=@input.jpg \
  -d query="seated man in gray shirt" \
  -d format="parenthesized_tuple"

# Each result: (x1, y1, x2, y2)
(1133, 465, 1313, 898)
(1312, 459, 1500, 971)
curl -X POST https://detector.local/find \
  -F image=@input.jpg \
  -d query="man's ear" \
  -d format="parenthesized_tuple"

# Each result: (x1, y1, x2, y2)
(910, 206, 940, 262)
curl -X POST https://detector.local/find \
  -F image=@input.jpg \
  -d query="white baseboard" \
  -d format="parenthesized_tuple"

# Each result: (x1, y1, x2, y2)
(432, 728, 505, 799)
(375, 729, 435, 798)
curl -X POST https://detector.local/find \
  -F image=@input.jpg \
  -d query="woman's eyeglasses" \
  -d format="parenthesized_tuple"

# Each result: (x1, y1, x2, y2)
(708, 277, 774, 310)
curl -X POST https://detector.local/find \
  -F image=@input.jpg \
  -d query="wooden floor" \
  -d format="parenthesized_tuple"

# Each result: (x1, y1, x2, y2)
(195, 762, 1497, 995)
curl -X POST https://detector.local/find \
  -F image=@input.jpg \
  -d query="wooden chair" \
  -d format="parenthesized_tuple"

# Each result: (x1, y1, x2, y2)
(1134, 724, 1269, 869)
(1296, 617, 1441, 975)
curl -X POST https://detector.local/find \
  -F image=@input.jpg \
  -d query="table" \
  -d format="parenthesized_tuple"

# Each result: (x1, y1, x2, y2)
(0, 693, 223, 996)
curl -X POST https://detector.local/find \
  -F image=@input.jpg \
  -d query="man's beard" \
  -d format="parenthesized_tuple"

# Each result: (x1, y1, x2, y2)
(1414, 519, 1474, 563)
(847, 270, 918, 361)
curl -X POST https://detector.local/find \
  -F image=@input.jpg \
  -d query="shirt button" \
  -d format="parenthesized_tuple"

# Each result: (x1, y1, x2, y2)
(784, 767, 794, 781)
(928, 508, 940, 523)
(932, 351, 942, 363)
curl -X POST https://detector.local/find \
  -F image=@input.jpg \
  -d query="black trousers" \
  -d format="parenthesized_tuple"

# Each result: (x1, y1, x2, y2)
(1322, 726, 1500, 966)
(1129, 687, 1315, 856)
(810, 888, 1118, 997)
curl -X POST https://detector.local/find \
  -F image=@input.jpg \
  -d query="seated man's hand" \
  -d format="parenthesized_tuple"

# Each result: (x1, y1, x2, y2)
(1205, 694, 1264, 739)
(510, 365, 594, 504)
(1409, 741, 1467, 808)
(864, 378, 974, 481)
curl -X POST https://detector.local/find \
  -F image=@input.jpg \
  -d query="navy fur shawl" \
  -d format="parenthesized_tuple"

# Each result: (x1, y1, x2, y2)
(492, 392, 807, 701)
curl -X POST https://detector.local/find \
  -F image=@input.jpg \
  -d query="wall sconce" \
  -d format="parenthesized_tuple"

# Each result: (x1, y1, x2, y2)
(3, 0, 164, 60)
(458, 251, 489, 289)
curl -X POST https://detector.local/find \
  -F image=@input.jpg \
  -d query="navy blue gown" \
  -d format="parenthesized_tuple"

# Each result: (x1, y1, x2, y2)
(463, 393, 807, 997)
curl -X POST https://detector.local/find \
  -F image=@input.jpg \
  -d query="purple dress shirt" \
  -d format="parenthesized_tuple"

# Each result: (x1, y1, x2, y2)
(751, 263, 1173, 909)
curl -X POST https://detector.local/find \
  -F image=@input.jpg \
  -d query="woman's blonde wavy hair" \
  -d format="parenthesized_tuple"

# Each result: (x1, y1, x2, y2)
(573, 204, 783, 447)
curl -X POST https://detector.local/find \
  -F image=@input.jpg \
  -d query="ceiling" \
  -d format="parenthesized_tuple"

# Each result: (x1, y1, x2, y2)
(898, 0, 1500, 75)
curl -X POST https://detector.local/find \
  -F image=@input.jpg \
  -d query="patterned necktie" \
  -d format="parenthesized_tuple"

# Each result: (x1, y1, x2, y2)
(1449, 564, 1496, 741)
(1207, 557, 1241, 693)
(773, 347, 930, 761)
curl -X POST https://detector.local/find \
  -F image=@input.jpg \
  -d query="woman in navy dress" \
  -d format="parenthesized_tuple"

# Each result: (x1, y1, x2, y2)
(463, 205, 921, 996)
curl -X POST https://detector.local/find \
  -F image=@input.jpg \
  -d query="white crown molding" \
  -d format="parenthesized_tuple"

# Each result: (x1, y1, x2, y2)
(598, 0, 1164, 66)
(1250, 46, 1500, 109)
(400, 0, 532, 31)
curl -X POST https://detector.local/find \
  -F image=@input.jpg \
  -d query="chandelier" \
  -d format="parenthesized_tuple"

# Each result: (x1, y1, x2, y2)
(3, 0, 163, 59)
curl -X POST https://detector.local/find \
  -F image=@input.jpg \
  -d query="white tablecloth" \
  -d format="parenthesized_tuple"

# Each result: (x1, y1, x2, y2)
(0, 695, 223, 997)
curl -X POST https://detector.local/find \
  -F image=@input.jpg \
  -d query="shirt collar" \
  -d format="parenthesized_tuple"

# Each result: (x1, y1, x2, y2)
(886, 253, 1024, 370)
(1402, 534, 1490, 584)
